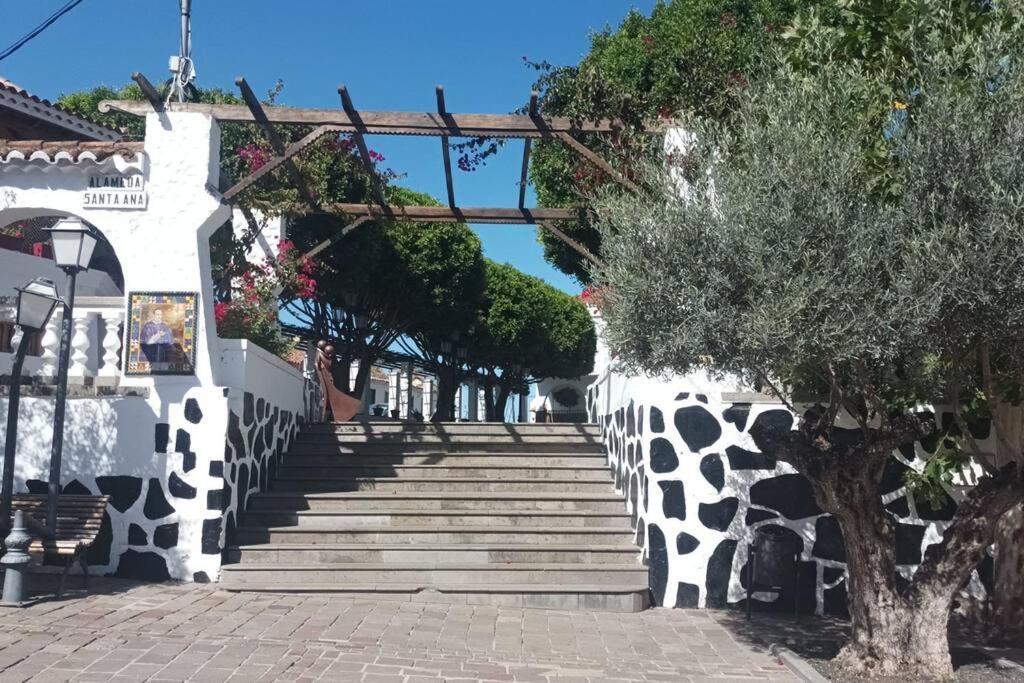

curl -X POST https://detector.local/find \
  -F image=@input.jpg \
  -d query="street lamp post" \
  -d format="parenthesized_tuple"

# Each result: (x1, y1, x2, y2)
(2, 278, 60, 606)
(2, 278, 61, 525)
(43, 218, 97, 534)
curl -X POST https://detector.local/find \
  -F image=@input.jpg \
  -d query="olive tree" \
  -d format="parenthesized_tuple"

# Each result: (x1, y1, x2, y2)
(591, 16, 1024, 679)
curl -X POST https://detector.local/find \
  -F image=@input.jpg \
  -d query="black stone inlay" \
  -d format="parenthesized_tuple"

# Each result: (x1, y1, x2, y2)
(207, 489, 224, 511)
(86, 512, 112, 566)
(635, 520, 646, 549)
(153, 522, 179, 549)
(143, 478, 174, 520)
(675, 582, 700, 608)
(227, 410, 245, 463)
(184, 398, 203, 424)
(885, 496, 911, 518)
(167, 472, 196, 499)
(115, 550, 170, 581)
(722, 403, 751, 431)
(700, 454, 724, 492)
(698, 497, 739, 532)
(675, 392, 689, 401)
(750, 474, 822, 520)
(812, 516, 845, 562)
(674, 406, 722, 453)
(750, 409, 793, 438)
(649, 406, 665, 433)
(182, 452, 196, 473)
(628, 472, 639, 528)
(914, 491, 957, 521)
(155, 423, 170, 453)
(649, 438, 678, 473)
(676, 532, 700, 555)
(202, 517, 223, 554)
(880, 458, 911, 496)
(659, 480, 685, 521)
(96, 476, 143, 514)
(209, 460, 224, 478)
(895, 523, 926, 565)
(647, 523, 668, 605)
(193, 571, 211, 583)
(745, 508, 778, 525)
(625, 400, 636, 437)
(237, 464, 250, 510)
(725, 445, 775, 470)
(63, 479, 91, 495)
(128, 523, 147, 546)
(174, 428, 191, 454)
(695, 394, 708, 403)
(706, 539, 738, 608)
(243, 392, 255, 426)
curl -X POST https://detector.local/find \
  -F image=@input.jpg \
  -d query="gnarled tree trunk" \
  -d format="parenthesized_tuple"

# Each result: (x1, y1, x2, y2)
(992, 504, 1024, 639)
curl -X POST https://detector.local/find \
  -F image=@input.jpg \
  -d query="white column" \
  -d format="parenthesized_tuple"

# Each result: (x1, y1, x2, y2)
(404, 363, 414, 419)
(422, 378, 434, 419)
(477, 385, 487, 422)
(98, 311, 124, 381)
(69, 312, 95, 379)
(36, 310, 61, 378)
(388, 369, 400, 416)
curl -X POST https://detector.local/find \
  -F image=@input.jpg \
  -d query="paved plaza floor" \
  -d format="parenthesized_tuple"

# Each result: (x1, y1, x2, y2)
(0, 577, 797, 682)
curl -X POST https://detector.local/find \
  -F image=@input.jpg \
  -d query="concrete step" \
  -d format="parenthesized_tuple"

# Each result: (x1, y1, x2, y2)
(269, 477, 616, 493)
(281, 451, 608, 465)
(218, 582, 649, 612)
(218, 562, 648, 585)
(240, 510, 629, 528)
(234, 525, 633, 545)
(225, 543, 640, 565)
(273, 465, 613, 481)
(292, 438, 602, 454)
(311, 422, 602, 437)
(246, 491, 626, 513)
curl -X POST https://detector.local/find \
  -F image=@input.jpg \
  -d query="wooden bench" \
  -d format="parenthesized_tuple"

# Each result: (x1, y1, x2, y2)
(7, 494, 110, 597)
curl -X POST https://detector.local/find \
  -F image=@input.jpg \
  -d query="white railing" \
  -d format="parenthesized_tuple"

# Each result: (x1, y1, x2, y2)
(1, 296, 124, 383)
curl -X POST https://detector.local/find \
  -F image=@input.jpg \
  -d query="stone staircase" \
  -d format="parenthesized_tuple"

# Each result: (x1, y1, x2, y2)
(220, 421, 649, 611)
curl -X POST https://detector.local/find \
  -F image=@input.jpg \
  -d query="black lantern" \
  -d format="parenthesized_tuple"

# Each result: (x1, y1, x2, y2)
(15, 278, 60, 332)
(3, 278, 61, 531)
(45, 218, 98, 271)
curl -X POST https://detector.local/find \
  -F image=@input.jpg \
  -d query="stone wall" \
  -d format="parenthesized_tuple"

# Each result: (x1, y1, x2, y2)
(587, 370, 993, 615)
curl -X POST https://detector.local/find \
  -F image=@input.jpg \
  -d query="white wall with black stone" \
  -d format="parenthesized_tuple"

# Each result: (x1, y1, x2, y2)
(587, 368, 994, 615)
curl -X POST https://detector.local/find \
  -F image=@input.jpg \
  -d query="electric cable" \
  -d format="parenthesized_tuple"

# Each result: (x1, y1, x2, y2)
(0, 0, 86, 64)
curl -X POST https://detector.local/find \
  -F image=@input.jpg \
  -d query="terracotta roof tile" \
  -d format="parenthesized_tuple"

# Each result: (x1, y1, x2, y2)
(0, 139, 144, 163)
(0, 76, 124, 141)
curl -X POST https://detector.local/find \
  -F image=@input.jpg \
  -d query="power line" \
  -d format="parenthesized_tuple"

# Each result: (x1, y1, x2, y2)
(0, 0, 86, 64)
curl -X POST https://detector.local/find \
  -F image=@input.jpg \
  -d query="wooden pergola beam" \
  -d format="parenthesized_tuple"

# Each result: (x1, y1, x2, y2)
(131, 72, 164, 112)
(321, 204, 578, 224)
(518, 90, 538, 209)
(556, 131, 642, 194)
(303, 215, 373, 259)
(98, 99, 663, 137)
(338, 84, 391, 214)
(235, 77, 319, 208)
(538, 220, 605, 268)
(223, 124, 343, 201)
(436, 86, 456, 209)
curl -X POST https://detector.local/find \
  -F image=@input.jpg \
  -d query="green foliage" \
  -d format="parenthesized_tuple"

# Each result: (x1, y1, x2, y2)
(528, 0, 816, 282)
(469, 260, 595, 380)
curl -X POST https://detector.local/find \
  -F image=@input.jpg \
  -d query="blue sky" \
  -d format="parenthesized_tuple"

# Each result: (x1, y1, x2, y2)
(2, 0, 656, 294)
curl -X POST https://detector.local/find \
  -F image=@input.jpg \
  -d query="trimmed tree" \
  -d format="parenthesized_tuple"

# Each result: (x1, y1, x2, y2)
(468, 261, 596, 420)
(590, 12, 1024, 679)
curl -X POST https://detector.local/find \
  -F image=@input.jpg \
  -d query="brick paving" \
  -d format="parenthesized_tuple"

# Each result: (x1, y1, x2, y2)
(0, 578, 797, 682)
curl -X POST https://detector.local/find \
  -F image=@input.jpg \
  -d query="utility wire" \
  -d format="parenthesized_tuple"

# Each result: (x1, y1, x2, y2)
(0, 0, 86, 64)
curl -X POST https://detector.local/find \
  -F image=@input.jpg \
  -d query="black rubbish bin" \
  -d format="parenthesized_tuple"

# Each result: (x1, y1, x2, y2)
(746, 525, 802, 620)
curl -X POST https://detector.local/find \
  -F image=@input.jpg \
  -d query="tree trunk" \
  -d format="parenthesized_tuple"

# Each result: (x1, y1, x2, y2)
(432, 372, 456, 422)
(821, 466, 920, 677)
(482, 377, 496, 422)
(495, 384, 513, 422)
(992, 504, 1024, 640)
(353, 353, 374, 400)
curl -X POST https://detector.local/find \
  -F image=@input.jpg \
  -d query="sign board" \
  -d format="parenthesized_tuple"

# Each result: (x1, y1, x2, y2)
(82, 173, 147, 210)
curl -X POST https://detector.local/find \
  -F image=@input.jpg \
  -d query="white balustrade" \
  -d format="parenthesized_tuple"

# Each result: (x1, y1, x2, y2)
(10, 326, 24, 355)
(69, 313, 94, 378)
(36, 310, 61, 378)
(99, 311, 124, 380)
